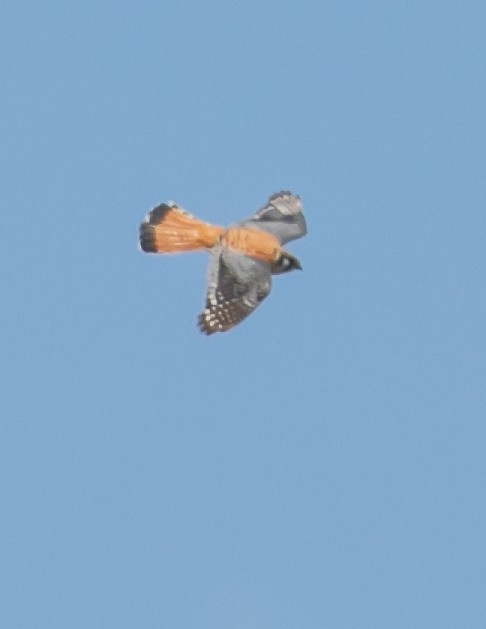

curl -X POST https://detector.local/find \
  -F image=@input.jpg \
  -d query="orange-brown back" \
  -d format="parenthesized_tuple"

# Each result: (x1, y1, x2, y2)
(221, 227, 281, 263)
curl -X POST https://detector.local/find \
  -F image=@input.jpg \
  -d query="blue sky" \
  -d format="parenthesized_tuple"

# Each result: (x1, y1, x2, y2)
(1, 1, 485, 627)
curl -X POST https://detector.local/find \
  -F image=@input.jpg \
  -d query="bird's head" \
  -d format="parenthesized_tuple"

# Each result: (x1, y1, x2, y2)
(271, 251, 302, 274)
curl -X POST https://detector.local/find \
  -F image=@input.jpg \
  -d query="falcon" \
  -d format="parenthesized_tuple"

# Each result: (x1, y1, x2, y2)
(139, 191, 307, 334)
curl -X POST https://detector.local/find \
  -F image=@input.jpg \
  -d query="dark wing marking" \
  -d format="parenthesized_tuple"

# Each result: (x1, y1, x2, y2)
(240, 191, 307, 245)
(198, 246, 272, 335)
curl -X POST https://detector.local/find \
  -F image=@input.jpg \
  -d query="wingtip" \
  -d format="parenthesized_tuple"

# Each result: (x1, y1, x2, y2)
(197, 312, 219, 335)
(269, 190, 300, 201)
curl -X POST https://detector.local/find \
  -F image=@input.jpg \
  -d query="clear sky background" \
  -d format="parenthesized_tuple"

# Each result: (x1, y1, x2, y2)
(1, 1, 485, 627)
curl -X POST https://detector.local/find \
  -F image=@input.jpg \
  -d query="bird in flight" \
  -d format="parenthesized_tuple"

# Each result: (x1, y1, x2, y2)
(139, 191, 307, 334)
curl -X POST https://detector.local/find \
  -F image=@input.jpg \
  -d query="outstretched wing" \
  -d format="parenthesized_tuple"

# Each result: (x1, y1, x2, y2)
(198, 245, 272, 335)
(241, 191, 307, 245)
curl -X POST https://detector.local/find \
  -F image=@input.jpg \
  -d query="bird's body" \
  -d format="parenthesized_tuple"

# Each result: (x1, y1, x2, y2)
(139, 191, 306, 334)
(220, 227, 281, 263)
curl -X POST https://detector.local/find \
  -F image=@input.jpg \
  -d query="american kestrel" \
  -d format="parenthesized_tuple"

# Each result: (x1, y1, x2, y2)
(139, 191, 307, 334)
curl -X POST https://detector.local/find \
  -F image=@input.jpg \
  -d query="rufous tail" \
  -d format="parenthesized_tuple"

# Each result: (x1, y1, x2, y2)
(139, 203, 223, 253)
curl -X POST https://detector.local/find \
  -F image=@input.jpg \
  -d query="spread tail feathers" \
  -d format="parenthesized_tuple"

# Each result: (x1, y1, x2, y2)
(139, 203, 223, 253)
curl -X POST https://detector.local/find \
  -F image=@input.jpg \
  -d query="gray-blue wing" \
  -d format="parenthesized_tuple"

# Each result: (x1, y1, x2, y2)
(240, 191, 307, 245)
(198, 245, 272, 334)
